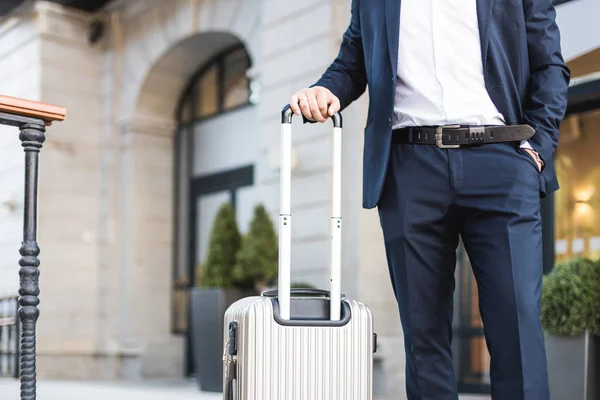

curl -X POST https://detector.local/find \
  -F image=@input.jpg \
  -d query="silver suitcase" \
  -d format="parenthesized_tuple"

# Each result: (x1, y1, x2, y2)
(222, 106, 376, 400)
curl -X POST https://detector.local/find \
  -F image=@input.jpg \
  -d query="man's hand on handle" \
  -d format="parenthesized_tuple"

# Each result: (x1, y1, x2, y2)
(290, 86, 341, 123)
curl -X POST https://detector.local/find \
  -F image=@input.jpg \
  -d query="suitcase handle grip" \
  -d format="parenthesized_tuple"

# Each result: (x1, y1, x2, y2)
(281, 104, 343, 128)
(261, 288, 346, 299)
(278, 105, 343, 322)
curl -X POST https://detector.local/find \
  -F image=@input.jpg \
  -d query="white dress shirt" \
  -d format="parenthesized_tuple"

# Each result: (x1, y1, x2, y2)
(392, 0, 531, 149)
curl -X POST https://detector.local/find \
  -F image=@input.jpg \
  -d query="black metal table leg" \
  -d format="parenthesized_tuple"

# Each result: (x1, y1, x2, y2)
(17, 122, 45, 400)
(15, 296, 21, 379)
(0, 98, 64, 400)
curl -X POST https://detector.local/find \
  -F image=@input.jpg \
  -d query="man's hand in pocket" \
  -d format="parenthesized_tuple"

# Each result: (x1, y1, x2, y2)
(523, 148, 543, 172)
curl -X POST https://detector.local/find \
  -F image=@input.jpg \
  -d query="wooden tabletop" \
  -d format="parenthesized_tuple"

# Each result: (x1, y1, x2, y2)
(0, 94, 66, 124)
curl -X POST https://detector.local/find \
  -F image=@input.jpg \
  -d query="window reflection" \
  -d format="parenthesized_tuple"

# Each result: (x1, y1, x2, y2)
(178, 44, 252, 123)
(172, 44, 252, 334)
(455, 248, 491, 393)
(223, 48, 250, 110)
(196, 65, 219, 118)
(555, 109, 600, 261)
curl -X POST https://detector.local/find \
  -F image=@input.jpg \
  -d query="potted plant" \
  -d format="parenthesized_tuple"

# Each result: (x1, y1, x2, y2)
(232, 205, 318, 293)
(541, 257, 600, 400)
(189, 202, 252, 392)
(191, 203, 321, 392)
(232, 204, 279, 293)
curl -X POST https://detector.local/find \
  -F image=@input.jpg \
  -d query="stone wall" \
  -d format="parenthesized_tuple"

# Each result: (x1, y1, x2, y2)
(0, 7, 40, 298)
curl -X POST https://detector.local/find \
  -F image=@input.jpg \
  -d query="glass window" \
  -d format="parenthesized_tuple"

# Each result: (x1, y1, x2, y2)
(172, 45, 253, 335)
(454, 248, 491, 393)
(177, 45, 252, 123)
(196, 65, 219, 118)
(223, 48, 250, 110)
(171, 278, 190, 333)
(554, 108, 600, 262)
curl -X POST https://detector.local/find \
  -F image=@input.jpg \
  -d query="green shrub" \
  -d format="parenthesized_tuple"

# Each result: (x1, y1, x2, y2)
(232, 204, 279, 291)
(197, 202, 241, 288)
(291, 282, 317, 289)
(541, 257, 600, 336)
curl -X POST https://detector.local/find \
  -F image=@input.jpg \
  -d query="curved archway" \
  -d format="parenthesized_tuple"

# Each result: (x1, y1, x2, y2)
(132, 31, 255, 124)
(168, 35, 259, 378)
(119, 0, 261, 123)
(176, 42, 255, 124)
(118, 20, 259, 377)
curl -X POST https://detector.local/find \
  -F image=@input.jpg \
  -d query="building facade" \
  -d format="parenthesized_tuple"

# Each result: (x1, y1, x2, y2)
(0, 0, 400, 393)
(0, 0, 597, 398)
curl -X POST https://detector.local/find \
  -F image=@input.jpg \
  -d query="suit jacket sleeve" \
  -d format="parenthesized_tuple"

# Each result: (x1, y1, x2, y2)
(312, 0, 367, 111)
(522, 0, 570, 164)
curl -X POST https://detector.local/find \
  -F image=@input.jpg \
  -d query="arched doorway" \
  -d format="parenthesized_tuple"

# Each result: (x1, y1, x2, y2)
(171, 40, 258, 375)
(120, 21, 260, 378)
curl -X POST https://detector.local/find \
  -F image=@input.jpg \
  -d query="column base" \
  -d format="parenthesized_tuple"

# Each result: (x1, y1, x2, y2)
(35, 341, 185, 381)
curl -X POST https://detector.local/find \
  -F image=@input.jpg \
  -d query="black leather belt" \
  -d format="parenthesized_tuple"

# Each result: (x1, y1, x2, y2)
(392, 124, 535, 148)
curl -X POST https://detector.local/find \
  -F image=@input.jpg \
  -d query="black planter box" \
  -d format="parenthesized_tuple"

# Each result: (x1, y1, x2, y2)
(190, 288, 253, 392)
(546, 330, 599, 400)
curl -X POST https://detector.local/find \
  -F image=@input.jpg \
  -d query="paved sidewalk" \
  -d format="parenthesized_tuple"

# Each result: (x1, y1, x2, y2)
(0, 379, 221, 400)
(0, 378, 490, 399)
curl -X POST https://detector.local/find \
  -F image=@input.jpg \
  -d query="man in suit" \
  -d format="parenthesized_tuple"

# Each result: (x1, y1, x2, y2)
(290, 0, 570, 398)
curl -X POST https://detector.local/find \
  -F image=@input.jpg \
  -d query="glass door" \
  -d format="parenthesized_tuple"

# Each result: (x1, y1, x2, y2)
(453, 242, 491, 394)
(554, 108, 600, 262)
(182, 165, 254, 376)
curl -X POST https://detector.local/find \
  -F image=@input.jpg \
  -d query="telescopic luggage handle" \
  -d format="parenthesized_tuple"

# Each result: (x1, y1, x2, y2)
(262, 288, 346, 299)
(278, 105, 343, 321)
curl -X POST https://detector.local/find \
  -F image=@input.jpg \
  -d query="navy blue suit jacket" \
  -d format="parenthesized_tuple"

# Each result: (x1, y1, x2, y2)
(312, 0, 570, 209)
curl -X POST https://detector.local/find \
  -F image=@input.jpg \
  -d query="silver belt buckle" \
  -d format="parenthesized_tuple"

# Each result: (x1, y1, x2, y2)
(435, 125, 461, 149)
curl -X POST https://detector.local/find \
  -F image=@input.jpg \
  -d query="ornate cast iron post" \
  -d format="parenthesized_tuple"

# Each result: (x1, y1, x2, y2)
(0, 95, 66, 400)
(18, 121, 45, 400)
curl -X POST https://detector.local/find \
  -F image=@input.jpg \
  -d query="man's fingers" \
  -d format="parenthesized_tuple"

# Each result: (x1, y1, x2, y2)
(308, 94, 326, 122)
(290, 93, 301, 115)
(328, 96, 341, 116)
(298, 94, 314, 121)
(291, 87, 340, 122)
(316, 90, 329, 120)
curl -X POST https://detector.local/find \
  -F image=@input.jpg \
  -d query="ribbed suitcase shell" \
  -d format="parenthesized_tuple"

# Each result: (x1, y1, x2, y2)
(223, 295, 374, 400)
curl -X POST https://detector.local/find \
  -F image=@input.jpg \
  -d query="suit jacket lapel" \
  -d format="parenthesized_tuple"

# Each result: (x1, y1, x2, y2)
(384, 0, 401, 73)
(477, 0, 495, 68)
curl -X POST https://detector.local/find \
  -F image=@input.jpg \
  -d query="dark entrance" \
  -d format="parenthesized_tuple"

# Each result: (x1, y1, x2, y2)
(170, 43, 255, 376)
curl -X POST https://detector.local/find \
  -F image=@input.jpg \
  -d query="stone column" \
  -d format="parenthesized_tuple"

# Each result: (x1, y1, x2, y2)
(119, 114, 184, 379)
(34, 1, 107, 379)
